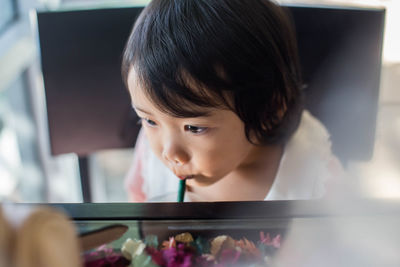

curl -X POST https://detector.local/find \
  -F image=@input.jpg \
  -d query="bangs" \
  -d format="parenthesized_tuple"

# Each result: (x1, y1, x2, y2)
(133, 65, 232, 118)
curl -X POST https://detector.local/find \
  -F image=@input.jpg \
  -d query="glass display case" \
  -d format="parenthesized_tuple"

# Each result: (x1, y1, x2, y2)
(49, 200, 400, 266)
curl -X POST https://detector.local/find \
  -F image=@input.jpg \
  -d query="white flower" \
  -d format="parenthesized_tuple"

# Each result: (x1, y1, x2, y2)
(121, 238, 146, 260)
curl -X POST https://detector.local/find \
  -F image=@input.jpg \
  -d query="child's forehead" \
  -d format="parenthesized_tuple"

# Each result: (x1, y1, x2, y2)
(127, 67, 143, 89)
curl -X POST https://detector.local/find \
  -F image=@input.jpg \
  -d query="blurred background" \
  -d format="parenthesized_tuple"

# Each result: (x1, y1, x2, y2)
(0, 0, 399, 203)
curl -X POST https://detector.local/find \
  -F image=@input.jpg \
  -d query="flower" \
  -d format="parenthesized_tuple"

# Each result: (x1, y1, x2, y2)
(194, 254, 215, 267)
(259, 232, 281, 248)
(174, 233, 194, 244)
(216, 248, 241, 266)
(118, 232, 282, 267)
(162, 237, 177, 250)
(147, 243, 194, 267)
(84, 245, 130, 267)
(210, 236, 235, 257)
(146, 246, 165, 266)
(235, 238, 261, 259)
(162, 243, 194, 267)
(121, 238, 146, 260)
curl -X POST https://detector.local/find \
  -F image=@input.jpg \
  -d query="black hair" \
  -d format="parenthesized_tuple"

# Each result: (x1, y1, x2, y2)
(122, 0, 303, 145)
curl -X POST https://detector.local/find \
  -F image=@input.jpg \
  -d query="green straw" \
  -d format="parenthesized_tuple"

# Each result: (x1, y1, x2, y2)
(177, 179, 186, 202)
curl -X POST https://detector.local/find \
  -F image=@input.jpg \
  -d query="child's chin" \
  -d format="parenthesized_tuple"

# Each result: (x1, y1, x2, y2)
(187, 175, 221, 187)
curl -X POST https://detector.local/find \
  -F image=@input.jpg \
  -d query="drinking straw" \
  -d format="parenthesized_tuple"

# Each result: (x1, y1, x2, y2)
(177, 179, 186, 202)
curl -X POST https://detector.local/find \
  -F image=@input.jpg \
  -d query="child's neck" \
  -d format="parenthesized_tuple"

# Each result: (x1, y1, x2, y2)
(187, 144, 284, 201)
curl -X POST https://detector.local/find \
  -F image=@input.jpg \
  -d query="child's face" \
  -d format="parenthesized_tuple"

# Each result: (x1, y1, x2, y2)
(128, 69, 257, 187)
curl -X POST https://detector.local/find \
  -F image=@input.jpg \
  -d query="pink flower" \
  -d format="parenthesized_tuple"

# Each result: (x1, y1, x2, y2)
(146, 243, 194, 267)
(215, 248, 241, 267)
(235, 238, 261, 259)
(84, 245, 130, 267)
(162, 237, 177, 250)
(162, 243, 193, 267)
(259, 232, 281, 248)
(146, 246, 165, 266)
(194, 255, 215, 267)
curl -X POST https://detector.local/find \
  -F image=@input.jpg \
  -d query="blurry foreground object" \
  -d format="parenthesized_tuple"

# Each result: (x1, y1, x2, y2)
(0, 205, 82, 267)
(0, 206, 14, 267)
(274, 199, 400, 267)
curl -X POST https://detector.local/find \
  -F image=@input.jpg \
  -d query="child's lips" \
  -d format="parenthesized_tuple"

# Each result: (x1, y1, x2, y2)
(177, 175, 194, 180)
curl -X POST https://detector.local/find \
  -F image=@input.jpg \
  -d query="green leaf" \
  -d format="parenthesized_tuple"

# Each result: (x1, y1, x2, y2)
(144, 235, 159, 248)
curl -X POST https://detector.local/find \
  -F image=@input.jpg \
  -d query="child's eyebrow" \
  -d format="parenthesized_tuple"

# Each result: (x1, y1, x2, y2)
(132, 104, 217, 118)
(132, 105, 153, 115)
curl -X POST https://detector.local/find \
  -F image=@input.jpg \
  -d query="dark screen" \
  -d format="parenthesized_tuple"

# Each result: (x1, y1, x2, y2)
(37, 5, 385, 163)
(38, 7, 143, 156)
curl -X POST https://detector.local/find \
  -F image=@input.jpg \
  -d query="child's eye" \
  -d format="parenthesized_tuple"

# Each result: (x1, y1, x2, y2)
(184, 125, 207, 134)
(142, 118, 157, 127)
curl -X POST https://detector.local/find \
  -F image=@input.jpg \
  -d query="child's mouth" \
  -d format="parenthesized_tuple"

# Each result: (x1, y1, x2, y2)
(177, 175, 194, 180)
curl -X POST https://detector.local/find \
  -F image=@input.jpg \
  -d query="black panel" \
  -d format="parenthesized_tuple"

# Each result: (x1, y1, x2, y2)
(288, 6, 385, 162)
(11, 199, 400, 220)
(37, 7, 143, 155)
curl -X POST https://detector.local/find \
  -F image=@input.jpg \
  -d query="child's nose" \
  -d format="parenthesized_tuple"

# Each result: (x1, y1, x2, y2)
(161, 139, 190, 166)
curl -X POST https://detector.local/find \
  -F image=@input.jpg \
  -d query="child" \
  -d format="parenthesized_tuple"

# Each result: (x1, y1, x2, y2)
(122, 0, 342, 202)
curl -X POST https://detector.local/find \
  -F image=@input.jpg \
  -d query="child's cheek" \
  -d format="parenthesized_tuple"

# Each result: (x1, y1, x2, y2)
(143, 128, 163, 157)
(197, 147, 231, 176)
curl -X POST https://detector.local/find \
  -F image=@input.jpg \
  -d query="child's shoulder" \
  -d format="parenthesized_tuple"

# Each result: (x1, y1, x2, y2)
(266, 110, 341, 200)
